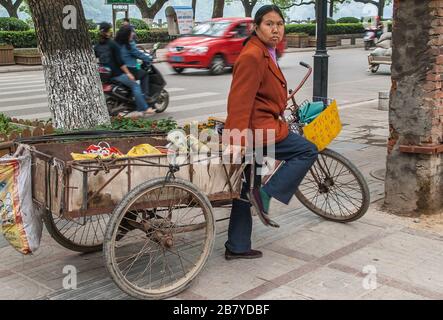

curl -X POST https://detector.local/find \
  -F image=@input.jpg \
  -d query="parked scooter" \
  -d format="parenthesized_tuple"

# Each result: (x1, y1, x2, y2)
(99, 43, 169, 116)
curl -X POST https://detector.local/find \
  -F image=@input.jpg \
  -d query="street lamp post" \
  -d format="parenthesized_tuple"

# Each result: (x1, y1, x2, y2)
(313, 0, 329, 101)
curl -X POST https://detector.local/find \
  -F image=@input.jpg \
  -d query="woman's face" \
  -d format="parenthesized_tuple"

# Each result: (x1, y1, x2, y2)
(255, 11, 285, 48)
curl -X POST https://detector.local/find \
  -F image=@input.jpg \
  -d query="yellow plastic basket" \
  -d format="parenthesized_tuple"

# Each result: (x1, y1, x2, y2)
(302, 100, 342, 151)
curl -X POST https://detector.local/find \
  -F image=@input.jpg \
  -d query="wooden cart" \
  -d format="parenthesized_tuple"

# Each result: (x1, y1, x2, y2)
(20, 131, 244, 299)
(368, 54, 392, 73)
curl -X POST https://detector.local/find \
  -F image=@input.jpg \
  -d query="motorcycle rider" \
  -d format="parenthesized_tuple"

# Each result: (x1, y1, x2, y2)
(115, 25, 155, 104)
(94, 22, 154, 117)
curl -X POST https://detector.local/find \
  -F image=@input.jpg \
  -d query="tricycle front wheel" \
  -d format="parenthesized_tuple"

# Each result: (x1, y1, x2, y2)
(104, 178, 215, 300)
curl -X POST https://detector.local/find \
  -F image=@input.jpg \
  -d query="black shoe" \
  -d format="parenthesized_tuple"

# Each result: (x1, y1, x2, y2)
(225, 248, 263, 260)
(249, 189, 280, 228)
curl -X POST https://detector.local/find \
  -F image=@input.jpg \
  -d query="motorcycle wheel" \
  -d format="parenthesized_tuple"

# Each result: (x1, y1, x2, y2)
(106, 96, 124, 117)
(364, 42, 371, 51)
(154, 89, 169, 113)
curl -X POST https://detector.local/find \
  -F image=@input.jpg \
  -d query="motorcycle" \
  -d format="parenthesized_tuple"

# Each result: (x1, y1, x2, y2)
(363, 27, 381, 50)
(99, 43, 169, 117)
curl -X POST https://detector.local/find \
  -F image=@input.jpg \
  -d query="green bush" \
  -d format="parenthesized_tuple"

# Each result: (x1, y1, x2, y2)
(336, 17, 360, 24)
(116, 18, 150, 30)
(0, 29, 170, 48)
(285, 23, 364, 36)
(310, 18, 336, 24)
(0, 31, 37, 48)
(134, 29, 170, 43)
(0, 17, 30, 31)
(285, 24, 316, 35)
(327, 23, 365, 35)
(86, 19, 98, 30)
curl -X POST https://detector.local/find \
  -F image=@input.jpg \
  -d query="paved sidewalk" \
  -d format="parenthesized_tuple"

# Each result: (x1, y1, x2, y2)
(0, 44, 365, 74)
(0, 100, 442, 300)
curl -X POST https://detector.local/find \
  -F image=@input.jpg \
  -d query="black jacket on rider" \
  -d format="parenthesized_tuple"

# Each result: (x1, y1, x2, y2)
(94, 38, 124, 78)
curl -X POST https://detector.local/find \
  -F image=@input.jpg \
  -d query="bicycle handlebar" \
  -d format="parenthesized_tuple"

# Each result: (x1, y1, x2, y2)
(287, 61, 313, 101)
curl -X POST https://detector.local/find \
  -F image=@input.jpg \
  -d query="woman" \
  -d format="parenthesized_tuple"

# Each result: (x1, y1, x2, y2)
(115, 25, 155, 115)
(94, 22, 149, 118)
(223, 5, 319, 260)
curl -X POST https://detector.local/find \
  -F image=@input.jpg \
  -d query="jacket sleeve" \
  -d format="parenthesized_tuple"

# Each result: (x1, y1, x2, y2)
(223, 52, 265, 145)
(110, 42, 125, 68)
(130, 43, 153, 63)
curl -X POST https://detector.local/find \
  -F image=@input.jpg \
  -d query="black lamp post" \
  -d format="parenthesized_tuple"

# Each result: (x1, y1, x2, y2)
(313, 0, 329, 101)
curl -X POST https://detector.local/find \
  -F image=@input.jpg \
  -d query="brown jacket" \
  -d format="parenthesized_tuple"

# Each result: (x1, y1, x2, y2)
(224, 35, 289, 146)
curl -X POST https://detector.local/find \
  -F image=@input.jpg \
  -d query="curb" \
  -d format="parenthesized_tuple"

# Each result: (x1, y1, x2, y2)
(285, 44, 365, 54)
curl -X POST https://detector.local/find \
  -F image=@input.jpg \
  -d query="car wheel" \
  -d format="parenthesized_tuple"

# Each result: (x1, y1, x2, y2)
(210, 54, 225, 75)
(173, 67, 185, 74)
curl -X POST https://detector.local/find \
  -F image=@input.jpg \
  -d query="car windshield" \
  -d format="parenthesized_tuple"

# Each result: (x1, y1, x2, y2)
(191, 21, 231, 37)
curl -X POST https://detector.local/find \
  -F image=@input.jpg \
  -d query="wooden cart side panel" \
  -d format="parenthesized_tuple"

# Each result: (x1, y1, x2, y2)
(32, 158, 46, 205)
(49, 164, 62, 214)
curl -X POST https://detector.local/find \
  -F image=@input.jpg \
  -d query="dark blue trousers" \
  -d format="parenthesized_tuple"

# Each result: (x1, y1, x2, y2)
(225, 132, 318, 253)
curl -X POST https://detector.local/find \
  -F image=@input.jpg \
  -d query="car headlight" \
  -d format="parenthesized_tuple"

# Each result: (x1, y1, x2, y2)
(189, 46, 209, 54)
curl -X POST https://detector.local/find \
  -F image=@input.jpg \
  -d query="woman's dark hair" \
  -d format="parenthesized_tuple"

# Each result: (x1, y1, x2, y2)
(244, 5, 285, 46)
(115, 25, 133, 49)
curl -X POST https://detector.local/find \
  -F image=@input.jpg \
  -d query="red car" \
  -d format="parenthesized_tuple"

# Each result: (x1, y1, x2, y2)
(165, 17, 286, 75)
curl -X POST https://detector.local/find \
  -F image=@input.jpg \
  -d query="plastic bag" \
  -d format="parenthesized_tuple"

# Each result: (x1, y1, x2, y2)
(298, 101, 326, 124)
(371, 48, 388, 56)
(127, 144, 162, 157)
(303, 100, 342, 151)
(0, 146, 43, 255)
(71, 142, 124, 160)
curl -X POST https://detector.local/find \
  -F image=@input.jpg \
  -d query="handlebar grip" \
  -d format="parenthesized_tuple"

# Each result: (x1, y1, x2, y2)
(299, 62, 311, 69)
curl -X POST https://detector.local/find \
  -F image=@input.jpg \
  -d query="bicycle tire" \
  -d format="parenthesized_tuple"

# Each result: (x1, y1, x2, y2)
(295, 148, 370, 222)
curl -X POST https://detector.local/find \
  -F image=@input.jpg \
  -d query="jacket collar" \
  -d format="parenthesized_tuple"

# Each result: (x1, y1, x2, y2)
(248, 36, 286, 85)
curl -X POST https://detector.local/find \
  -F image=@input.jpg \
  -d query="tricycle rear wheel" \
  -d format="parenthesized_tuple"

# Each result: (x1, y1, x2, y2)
(104, 178, 215, 300)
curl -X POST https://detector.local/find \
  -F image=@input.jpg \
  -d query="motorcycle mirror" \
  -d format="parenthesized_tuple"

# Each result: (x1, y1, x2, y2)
(153, 42, 160, 50)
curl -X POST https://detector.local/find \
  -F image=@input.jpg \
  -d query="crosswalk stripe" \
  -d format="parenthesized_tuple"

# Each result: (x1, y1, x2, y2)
(14, 112, 52, 120)
(0, 80, 45, 87)
(170, 92, 219, 102)
(178, 111, 227, 126)
(0, 94, 48, 103)
(0, 76, 44, 83)
(0, 102, 48, 113)
(166, 88, 185, 93)
(0, 84, 45, 91)
(0, 88, 46, 97)
(167, 99, 226, 112)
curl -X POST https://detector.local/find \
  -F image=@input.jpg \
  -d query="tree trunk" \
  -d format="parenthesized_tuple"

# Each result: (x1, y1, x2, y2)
(241, 0, 257, 18)
(212, 0, 225, 18)
(378, 0, 385, 18)
(27, 0, 110, 130)
(384, 0, 443, 215)
(135, 0, 168, 20)
(0, 0, 22, 18)
(192, 0, 197, 21)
